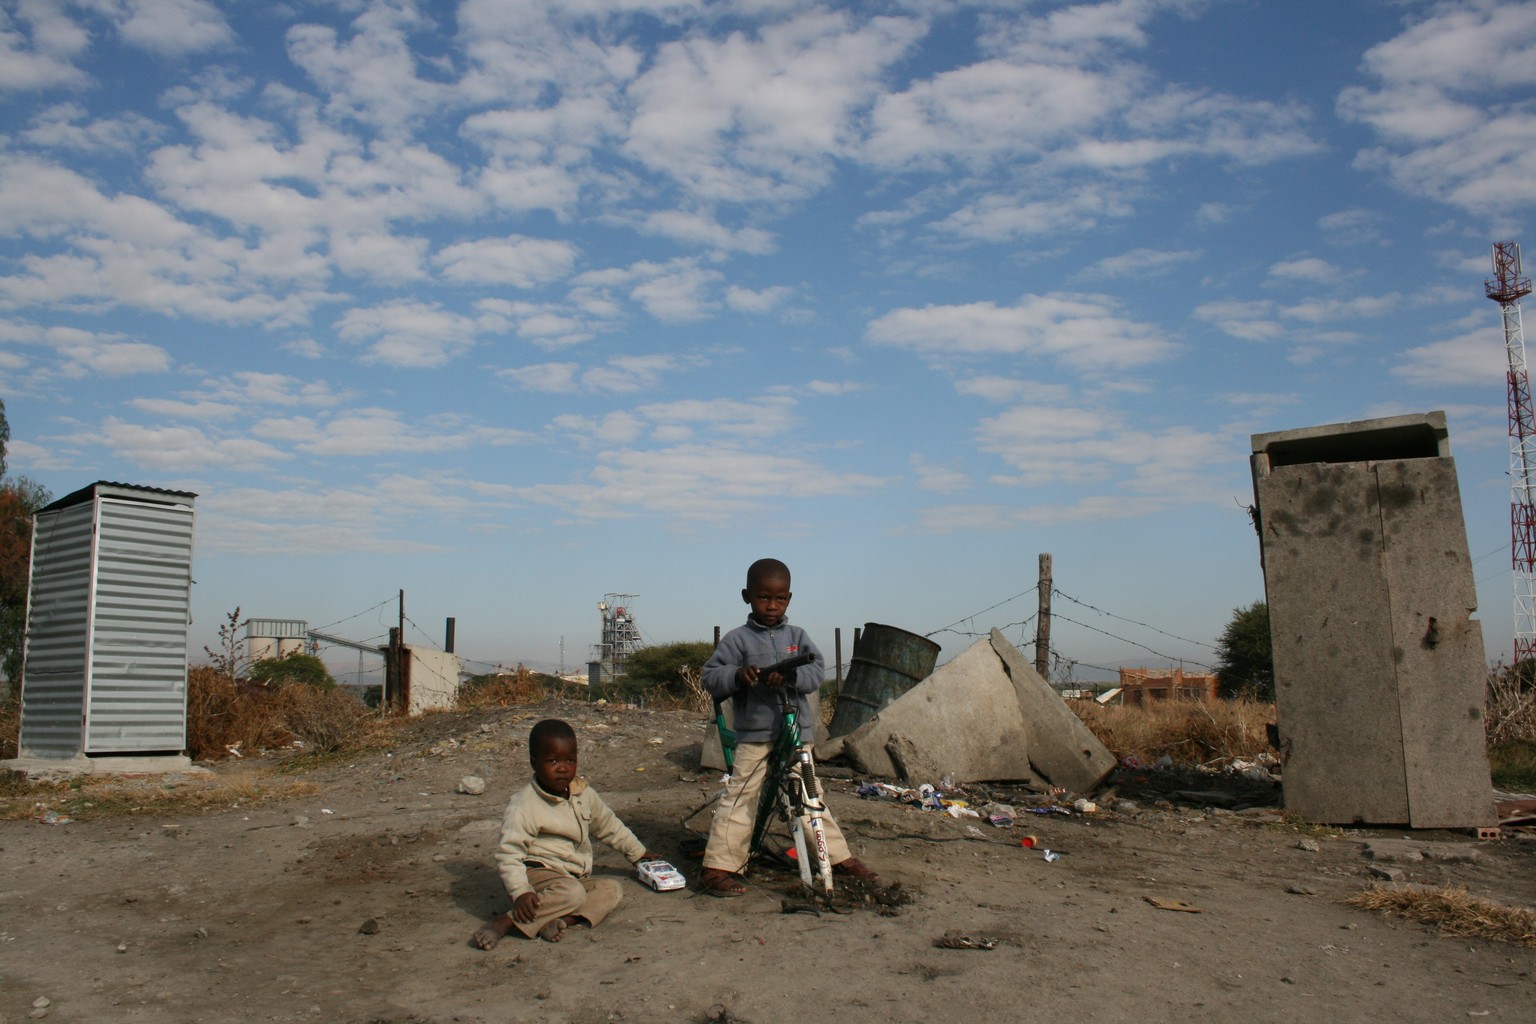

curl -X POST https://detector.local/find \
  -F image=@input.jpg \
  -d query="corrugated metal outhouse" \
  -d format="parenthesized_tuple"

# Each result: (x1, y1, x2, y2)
(19, 482, 198, 759)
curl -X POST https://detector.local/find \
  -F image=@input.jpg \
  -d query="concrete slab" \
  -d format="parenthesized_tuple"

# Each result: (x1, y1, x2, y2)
(2, 754, 206, 781)
(989, 629, 1116, 793)
(835, 637, 1043, 786)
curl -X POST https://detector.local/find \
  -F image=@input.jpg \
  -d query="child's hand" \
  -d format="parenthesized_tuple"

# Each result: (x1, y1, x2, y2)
(512, 891, 541, 924)
(639, 851, 661, 863)
(736, 665, 760, 688)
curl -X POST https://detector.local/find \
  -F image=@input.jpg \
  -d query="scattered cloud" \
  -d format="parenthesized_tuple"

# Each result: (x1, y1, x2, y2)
(867, 293, 1176, 372)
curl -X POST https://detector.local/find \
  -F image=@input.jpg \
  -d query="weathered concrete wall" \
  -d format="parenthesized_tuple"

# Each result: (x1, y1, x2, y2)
(1252, 412, 1494, 828)
(404, 647, 460, 715)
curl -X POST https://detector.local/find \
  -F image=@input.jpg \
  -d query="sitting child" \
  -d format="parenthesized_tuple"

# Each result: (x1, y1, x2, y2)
(698, 557, 878, 896)
(472, 718, 657, 946)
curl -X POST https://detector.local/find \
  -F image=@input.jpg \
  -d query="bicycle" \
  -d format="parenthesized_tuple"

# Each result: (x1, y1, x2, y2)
(711, 651, 834, 893)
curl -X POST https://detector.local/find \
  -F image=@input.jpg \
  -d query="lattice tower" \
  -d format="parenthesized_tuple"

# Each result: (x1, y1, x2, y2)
(1487, 241, 1536, 663)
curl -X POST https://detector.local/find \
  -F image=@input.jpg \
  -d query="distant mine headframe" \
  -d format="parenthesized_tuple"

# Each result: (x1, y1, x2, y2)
(587, 594, 641, 688)
(1487, 240, 1536, 663)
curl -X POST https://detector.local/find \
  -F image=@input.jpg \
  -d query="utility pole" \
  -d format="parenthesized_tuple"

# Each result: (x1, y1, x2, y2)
(1034, 553, 1052, 679)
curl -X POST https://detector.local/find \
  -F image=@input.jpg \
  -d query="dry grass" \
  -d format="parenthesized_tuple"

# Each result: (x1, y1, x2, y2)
(186, 665, 378, 760)
(1071, 697, 1274, 765)
(641, 665, 712, 713)
(0, 773, 319, 822)
(1345, 884, 1536, 948)
(457, 665, 553, 709)
(1486, 661, 1536, 745)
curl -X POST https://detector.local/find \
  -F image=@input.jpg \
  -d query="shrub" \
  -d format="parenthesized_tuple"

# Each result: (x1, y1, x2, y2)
(247, 652, 336, 690)
(186, 665, 293, 760)
(458, 665, 556, 709)
(269, 685, 372, 754)
(614, 641, 716, 700)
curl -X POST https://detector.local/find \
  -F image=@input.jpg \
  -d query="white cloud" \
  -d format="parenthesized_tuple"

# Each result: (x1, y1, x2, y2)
(334, 301, 507, 366)
(911, 453, 969, 494)
(1192, 300, 1287, 342)
(624, 9, 925, 202)
(1391, 325, 1507, 387)
(1079, 248, 1200, 280)
(97, 417, 289, 471)
(1338, 0, 1536, 213)
(641, 210, 776, 255)
(867, 293, 1175, 372)
(725, 284, 792, 312)
(502, 362, 582, 393)
(434, 236, 579, 288)
(285, 2, 448, 133)
(516, 442, 888, 523)
(114, 0, 234, 56)
(255, 408, 532, 456)
(22, 102, 165, 152)
(0, 1, 89, 93)
(1268, 257, 1343, 284)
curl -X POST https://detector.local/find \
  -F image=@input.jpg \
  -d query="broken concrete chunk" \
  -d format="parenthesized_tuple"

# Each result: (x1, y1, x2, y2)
(1364, 840, 1425, 863)
(988, 629, 1116, 793)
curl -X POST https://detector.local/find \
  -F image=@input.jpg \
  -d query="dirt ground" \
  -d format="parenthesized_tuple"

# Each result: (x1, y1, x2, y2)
(4, 698, 1535, 1024)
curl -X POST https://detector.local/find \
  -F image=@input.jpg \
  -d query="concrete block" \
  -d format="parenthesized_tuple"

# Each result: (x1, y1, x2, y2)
(989, 630, 1116, 793)
(836, 638, 1042, 785)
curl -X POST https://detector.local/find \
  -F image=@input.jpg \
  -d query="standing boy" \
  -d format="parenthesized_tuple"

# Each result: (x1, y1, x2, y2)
(473, 719, 658, 946)
(698, 558, 878, 896)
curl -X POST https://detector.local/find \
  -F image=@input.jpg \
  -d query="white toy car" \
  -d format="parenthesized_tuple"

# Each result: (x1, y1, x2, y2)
(636, 859, 686, 892)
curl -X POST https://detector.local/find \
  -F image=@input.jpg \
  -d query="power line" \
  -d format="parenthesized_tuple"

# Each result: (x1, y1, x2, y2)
(1050, 586, 1218, 652)
(1049, 610, 1219, 672)
(312, 596, 396, 634)
(925, 585, 1039, 638)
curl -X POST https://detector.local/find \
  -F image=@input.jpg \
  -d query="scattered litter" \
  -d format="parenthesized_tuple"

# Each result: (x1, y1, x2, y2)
(225, 743, 243, 759)
(1145, 897, 1203, 913)
(934, 929, 997, 950)
(36, 811, 73, 826)
(1019, 835, 1039, 849)
(456, 776, 487, 796)
(321, 809, 334, 815)
(1042, 850, 1061, 863)
(1073, 798, 1098, 814)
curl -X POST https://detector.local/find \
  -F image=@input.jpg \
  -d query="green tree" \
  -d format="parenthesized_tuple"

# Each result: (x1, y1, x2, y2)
(1215, 600, 1274, 701)
(0, 398, 52, 694)
(247, 651, 336, 689)
(617, 640, 716, 697)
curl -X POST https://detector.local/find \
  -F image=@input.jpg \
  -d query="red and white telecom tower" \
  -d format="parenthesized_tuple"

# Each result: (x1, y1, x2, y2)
(1488, 241, 1536, 663)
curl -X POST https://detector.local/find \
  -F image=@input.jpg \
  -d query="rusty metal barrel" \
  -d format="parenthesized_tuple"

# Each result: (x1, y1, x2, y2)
(827, 623, 941, 738)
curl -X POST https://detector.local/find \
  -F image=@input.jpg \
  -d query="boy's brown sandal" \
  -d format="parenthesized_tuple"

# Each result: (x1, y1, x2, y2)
(832, 857, 879, 882)
(699, 867, 746, 897)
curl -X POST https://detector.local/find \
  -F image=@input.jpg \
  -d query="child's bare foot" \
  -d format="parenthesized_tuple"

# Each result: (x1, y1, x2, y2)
(471, 911, 515, 950)
(538, 915, 580, 942)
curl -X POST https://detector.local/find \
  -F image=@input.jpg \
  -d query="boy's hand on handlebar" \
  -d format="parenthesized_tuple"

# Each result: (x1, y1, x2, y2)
(736, 665, 760, 688)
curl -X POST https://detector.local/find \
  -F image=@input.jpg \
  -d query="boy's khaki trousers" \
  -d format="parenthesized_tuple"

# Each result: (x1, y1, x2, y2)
(701, 740, 851, 873)
(514, 866, 624, 937)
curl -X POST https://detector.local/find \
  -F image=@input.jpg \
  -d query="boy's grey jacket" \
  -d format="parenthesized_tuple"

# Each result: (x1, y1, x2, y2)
(702, 616, 824, 743)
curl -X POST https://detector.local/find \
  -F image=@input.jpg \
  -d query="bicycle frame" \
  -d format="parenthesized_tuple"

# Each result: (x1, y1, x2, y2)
(712, 656, 834, 893)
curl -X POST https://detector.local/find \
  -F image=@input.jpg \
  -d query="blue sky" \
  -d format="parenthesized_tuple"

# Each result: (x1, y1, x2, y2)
(3, 0, 1535, 682)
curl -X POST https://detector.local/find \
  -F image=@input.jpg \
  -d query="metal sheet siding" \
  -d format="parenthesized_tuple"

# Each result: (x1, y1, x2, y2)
(84, 498, 194, 752)
(17, 502, 97, 757)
